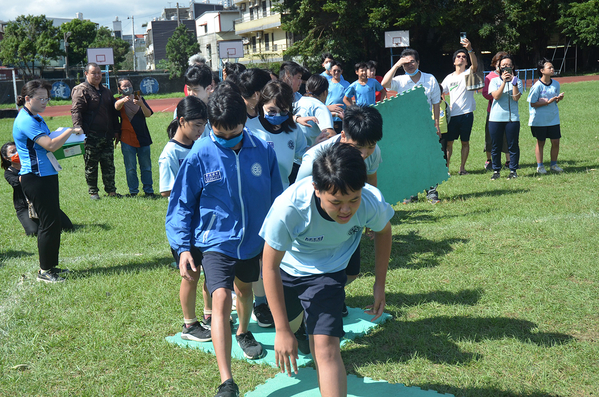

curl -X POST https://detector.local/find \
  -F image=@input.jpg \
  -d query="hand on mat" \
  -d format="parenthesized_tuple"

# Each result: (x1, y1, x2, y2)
(179, 251, 197, 282)
(364, 282, 386, 321)
(275, 330, 298, 376)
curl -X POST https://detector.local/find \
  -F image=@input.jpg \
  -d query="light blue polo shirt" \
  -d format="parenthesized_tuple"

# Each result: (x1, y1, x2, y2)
(344, 79, 383, 106)
(294, 96, 334, 147)
(489, 76, 524, 122)
(259, 177, 394, 277)
(527, 79, 561, 127)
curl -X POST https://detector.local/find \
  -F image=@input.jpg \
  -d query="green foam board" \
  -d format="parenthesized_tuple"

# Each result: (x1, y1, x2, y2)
(374, 87, 450, 205)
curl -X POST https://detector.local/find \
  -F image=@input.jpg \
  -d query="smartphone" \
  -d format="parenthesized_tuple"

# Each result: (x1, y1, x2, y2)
(134, 90, 141, 100)
(460, 32, 467, 42)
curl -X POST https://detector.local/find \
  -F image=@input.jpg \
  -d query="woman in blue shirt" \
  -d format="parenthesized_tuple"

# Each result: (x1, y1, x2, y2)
(488, 55, 523, 180)
(12, 80, 82, 282)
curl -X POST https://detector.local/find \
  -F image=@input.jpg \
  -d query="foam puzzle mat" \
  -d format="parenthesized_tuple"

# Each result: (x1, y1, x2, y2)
(245, 367, 455, 397)
(374, 86, 450, 205)
(165, 306, 392, 368)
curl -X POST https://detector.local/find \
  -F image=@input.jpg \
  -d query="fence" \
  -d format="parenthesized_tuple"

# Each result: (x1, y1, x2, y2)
(483, 68, 537, 92)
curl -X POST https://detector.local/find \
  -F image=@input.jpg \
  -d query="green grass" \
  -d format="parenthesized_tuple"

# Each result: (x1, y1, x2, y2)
(1, 82, 598, 396)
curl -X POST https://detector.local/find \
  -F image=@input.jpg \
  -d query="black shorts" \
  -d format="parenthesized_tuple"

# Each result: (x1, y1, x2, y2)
(531, 125, 561, 140)
(281, 268, 347, 337)
(446, 112, 474, 142)
(202, 251, 261, 294)
(171, 246, 203, 271)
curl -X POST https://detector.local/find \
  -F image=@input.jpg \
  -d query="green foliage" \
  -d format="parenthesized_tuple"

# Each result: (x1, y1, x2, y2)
(0, 14, 63, 77)
(558, 0, 599, 47)
(90, 27, 130, 70)
(165, 25, 201, 79)
(59, 19, 99, 69)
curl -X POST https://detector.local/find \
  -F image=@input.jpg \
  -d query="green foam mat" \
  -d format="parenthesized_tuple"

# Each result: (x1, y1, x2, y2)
(245, 367, 455, 397)
(165, 306, 391, 368)
(374, 87, 450, 205)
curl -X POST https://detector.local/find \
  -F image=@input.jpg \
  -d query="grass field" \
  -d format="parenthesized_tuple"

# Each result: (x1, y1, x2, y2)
(1, 81, 598, 397)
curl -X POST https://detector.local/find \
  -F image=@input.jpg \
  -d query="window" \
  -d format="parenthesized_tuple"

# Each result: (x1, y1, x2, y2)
(252, 36, 257, 53)
(265, 33, 269, 51)
(250, 7, 254, 20)
(262, 1, 267, 17)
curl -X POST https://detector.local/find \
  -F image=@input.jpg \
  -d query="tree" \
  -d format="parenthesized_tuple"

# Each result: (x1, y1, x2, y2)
(90, 26, 130, 70)
(59, 19, 98, 69)
(165, 24, 201, 79)
(558, 0, 599, 47)
(0, 14, 62, 77)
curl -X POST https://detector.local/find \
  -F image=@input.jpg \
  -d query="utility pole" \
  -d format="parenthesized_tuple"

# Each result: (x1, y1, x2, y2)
(128, 16, 136, 71)
(177, 3, 181, 26)
(64, 31, 72, 79)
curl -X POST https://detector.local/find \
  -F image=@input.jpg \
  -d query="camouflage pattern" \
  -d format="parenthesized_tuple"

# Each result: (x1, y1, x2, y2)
(84, 136, 117, 194)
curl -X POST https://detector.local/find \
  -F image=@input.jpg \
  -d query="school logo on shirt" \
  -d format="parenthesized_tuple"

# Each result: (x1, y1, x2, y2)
(288, 140, 295, 150)
(305, 235, 324, 242)
(348, 226, 362, 236)
(267, 141, 275, 149)
(204, 170, 222, 183)
(251, 162, 262, 177)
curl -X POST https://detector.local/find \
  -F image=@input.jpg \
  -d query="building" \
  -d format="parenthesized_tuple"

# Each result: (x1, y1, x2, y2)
(233, 0, 294, 64)
(196, 10, 242, 69)
(145, 1, 224, 70)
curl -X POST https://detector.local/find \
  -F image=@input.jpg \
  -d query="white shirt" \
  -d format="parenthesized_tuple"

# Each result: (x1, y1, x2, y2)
(441, 68, 476, 116)
(390, 72, 441, 111)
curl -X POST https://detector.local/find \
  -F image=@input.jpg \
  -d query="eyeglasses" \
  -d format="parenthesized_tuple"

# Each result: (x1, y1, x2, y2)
(32, 97, 50, 103)
(456, 55, 467, 59)
(265, 109, 289, 117)
(332, 69, 342, 73)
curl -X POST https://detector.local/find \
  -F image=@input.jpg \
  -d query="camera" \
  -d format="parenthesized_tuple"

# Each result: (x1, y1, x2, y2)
(501, 67, 513, 75)
(460, 32, 467, 42)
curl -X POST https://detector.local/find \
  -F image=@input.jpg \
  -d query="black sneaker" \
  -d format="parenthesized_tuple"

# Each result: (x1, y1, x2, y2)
(507, 171, 518, 179)
(252, 303, 274, 327)
(341, 303, 349, 317)
(236, 331, 264, 359)
(181, 321, 211, 342)
(294, 320, 311, 355)
(215, 378, 239, 397)
(484, 160, 493, 171)
(37, 269, 65, 283)
(491, 171, 500, 180)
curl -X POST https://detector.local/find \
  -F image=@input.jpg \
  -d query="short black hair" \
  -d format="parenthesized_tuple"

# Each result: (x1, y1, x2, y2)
(16, 79, 52, 107)
(237, 68, 272, 99)
(400, 48, 420, 63)
(354, 62, 368, 71)
(367, 60, 378, 70)
(256, 80, 296, 132)
(224, 62, 246, 79)
(208, 84, 247, 131)
(185, 64, 213, 88)
(279, 61, 304, 80)
(498, 54, 516, 70)
(85, 62, 100, 73)
(321, 53, 334, 62)
(305, 74, 328, 97)
(313, 143, 367, 196)
(537, 57, 552, 74)
(342, 106, 383, 146)
(167, 96, 208, 139)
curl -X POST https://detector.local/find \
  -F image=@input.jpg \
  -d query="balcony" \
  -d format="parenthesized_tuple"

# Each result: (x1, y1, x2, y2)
(235, 12, 280, 35)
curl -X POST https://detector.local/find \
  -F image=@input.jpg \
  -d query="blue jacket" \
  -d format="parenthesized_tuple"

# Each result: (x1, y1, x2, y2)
(166, 128, 283, 259)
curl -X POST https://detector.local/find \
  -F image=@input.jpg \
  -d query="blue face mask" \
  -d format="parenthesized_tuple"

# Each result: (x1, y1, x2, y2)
(212, 131, 243, 148)
(264, 113, 289, 126)
(406, 68, 420, 77)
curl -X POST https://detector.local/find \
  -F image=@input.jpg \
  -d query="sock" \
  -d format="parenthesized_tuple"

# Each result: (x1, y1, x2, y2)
(550, 161, 557, 166)
(40, 269, 49, 274)
(254, 295, 267, 306)
(203, 310, 212, 320)
(184, 317, 198, 327)
(538, 163, 543, 167)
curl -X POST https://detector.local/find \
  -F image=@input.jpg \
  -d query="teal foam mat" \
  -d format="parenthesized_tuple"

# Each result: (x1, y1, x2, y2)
(245, 367, 455, 397)
(165, 306, 391, 368)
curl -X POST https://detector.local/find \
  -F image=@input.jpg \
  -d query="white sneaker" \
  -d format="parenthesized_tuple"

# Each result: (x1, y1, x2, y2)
(536, 165, 547, 174)
(550, 164, 563, 173)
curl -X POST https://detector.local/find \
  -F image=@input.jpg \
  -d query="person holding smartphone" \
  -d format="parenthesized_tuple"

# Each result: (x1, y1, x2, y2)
(488, 54, 523, 180)
(115, 78, 155, 197)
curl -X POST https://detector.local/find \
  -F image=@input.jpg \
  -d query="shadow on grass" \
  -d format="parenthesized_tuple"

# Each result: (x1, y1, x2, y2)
(68, 256, 173, 278)
(414, 383, 564, 397)
(447, 188, 530, 202)
(0, 250, 35, 265)
(361, 230, 468, 270)
(342, 315, 573, 366)
(69, 223, 112, 232)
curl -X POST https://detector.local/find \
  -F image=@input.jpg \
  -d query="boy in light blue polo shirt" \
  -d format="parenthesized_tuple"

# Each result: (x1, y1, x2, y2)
(343, 62, 386, 107)
(260, 143, 393, 396)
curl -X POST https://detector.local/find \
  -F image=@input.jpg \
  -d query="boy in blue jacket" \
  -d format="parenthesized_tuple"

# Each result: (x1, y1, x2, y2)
(166, 85, 283, 397)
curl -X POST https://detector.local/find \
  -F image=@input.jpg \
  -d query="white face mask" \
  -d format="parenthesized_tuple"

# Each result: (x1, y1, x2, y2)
(325, 62, 332, 71)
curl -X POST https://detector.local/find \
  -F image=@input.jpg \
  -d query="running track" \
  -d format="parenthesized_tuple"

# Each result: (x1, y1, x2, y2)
(40, 74, 599, 118)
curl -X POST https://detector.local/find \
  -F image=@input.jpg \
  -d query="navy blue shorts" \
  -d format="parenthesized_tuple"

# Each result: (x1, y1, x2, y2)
(346, 243, 360, 277)
(531, 125, 561, 140)
(281, 269, 347, 338)
(171, 246, 203, 271)
(202, 251, 261, 294)
(446, 112, 474, 142)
